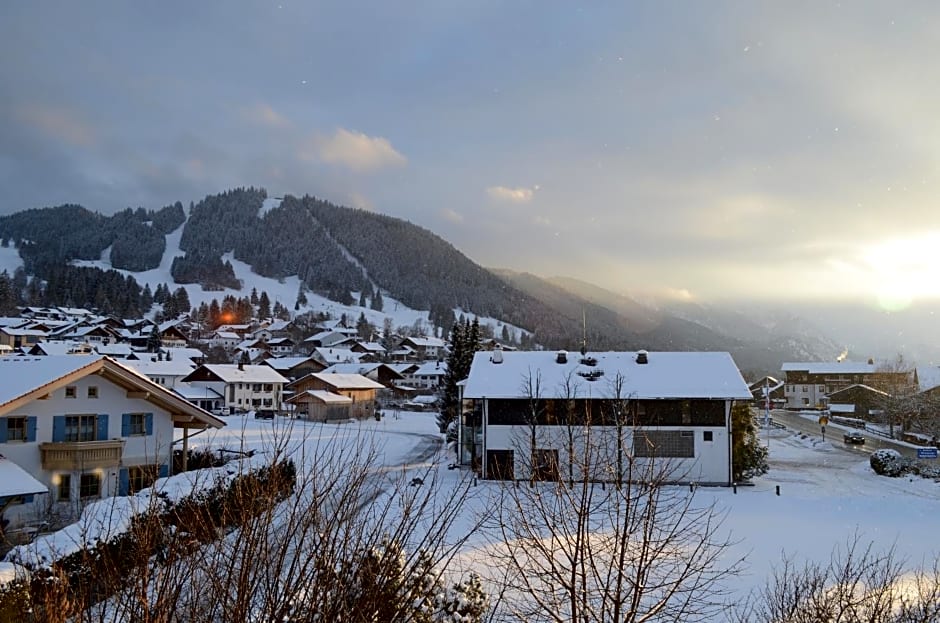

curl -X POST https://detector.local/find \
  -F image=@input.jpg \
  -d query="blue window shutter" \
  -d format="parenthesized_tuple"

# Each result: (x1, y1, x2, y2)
(121, 414, 130, 437)
(52, 416, 66, 442)
(118, 468, 129, 496)
(97, 414, 109, 441)
(26, 417, 37, 443)
(0, 419, 7, 444)
(145, 413, 154, 436)
(158, 463, 169, 478)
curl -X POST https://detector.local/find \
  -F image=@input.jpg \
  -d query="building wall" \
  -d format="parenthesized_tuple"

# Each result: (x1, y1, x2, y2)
(0, 374, 175, 526)
(478, 399, 732, 485)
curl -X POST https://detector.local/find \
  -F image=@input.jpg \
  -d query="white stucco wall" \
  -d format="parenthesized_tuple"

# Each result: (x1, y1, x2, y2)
(0, 374, 175, 525)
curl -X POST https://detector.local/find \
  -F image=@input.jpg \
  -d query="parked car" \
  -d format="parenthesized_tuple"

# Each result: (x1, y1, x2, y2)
(843, 431, 865, 445)
(254, 409, 276, 419)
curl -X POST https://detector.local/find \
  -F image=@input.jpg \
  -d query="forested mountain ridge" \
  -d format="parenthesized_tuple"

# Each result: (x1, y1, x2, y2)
(0, 188, 833, 373)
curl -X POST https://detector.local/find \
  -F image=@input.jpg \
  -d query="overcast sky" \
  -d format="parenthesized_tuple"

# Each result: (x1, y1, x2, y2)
(2, 2, 939, 308)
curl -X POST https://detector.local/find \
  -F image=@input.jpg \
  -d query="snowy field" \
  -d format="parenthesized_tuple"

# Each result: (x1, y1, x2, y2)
(187, 413, 940, 603)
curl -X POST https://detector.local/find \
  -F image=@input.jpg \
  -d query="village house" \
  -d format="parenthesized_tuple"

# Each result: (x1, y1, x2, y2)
(262, 356, 326, 381)
(780, 361, 911, 409)
(460, 349, 751, 485)
(181, 363, 289, 413)
(398, 336, 446, 361)
(0, 356, 224, 530)
(287, 373, 385, 420)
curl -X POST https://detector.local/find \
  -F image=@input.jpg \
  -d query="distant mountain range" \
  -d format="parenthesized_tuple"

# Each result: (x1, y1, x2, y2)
(0, 188, 876, 376)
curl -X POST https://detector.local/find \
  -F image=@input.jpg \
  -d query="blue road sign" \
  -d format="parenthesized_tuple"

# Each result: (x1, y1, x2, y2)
(917, 447, 939, 460)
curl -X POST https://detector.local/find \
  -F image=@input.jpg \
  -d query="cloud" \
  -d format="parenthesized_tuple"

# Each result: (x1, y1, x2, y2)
(441, 208, 464, 223)
(310, 128, 407, 171)
(348, 191, 374, 211)
(486, 185, 536, 203)
(16, 105, 96, 147)
(243, 103, 290, 128)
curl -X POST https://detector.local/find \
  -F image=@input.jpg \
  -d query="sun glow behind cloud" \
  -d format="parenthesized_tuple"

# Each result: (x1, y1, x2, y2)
(852, 232, 940, 311)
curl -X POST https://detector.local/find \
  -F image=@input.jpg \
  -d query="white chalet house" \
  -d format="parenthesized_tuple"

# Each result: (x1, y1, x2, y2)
(181, 363, 289, 412)
(460, 350, 751, 486)
(0, 356, 224, 529)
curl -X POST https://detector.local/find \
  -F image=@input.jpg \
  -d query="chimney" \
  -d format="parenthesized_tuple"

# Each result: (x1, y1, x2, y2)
(636, 350, 649, 365)
(238, 359, 244, 371)
(491, 345, 503, 364)
(556, 350, 568, 364)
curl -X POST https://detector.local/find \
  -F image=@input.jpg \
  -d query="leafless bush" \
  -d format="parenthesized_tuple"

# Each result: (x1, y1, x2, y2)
(733, 535, 940, 623)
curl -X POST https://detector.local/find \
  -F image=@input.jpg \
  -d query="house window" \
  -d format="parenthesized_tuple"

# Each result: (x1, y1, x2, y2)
(58, 474, 71, 501)
(253, 384, 262, 392)
(703, 430, 714, 442)
(65, 415, 97, 442)
(128, 465, 156, 494)
(263, 384, 273, 392)
(87, 386, 98, 399)
(634, 430, 695, 458)
(65, 386, 77, 399)
(127, 413, 146, 436)
(6, 417, 27, 442)
(79, 473, 101, 499)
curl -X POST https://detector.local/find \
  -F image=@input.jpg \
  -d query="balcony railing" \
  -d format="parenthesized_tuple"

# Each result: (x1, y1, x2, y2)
(39, 439, 125, 471)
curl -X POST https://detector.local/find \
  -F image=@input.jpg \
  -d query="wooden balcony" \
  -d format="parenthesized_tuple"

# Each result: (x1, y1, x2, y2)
(39, 440, 125, 471)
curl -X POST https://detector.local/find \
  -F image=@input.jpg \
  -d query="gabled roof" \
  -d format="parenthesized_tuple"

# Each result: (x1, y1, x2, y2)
(306, 373, 385, 390)
(412, 361, 447, 376)
(173, 382, 224, 400)
(781, 362, 878, 375)
(354, 341, 386, 352)
(313, 347, 360, 364)
(0, 356, 224, 429)
(263, 356, 317, 371)
(286, 390, 353, 405)
(916, 366, 940, 393)
(827, 383, 888, 398)
(401, 336, 446, 348)
(0, 457, 49, 497)
(182, 364, 289, 384)
(463, 351, 751, 400)
(122, 358, 197, 378)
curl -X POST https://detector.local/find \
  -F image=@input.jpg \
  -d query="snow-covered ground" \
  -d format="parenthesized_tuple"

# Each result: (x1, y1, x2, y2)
(4, 411, 939, 615)
(183, 414, 940, 601)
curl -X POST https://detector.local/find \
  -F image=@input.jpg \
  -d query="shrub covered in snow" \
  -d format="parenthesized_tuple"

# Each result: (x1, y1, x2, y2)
(869, 449, 908, 477)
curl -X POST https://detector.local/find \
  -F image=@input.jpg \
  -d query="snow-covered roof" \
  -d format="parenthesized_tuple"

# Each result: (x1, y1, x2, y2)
(313, 347, 360, 364)
(321, 363, 382, 376)
(186, 364, 289, 384)
(0, 317, 27, 328)
(121, 358, 196, 377)
(355, 341, 386, 352)
(403, 336, 446, 348)
(29, 341, 90, 356)
(161, 347, 205, 363)
(827, 383, 888, 397)
(94, 343, 135, 357)
(412, 361, 447, 376)
(0, 457, 49, 497)
(463, 351, 751, 400)
(267, 337, 293, 345)
(213, 331, 241, 340)
(829, 404, 856, 413)
(916, 366, 940, 393)
(263, 356, 316, 370)
(0, 328, 48, 337)
(310, 373, 385, 390)
(173, 382, 223, 400)
(0, 356, 224, 429)
(781, 362, 877, 374)
(289, 390, 353, 404)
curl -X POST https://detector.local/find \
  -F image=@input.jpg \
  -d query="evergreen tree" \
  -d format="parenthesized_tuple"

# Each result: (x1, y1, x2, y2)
(731, 403, 769, 482)
(173, 287, 191, 316)
(501, 324, 511, 344)
(147, 325, 162, 353)
(359, 290, 367, 308)
(258, 291, 271, 319)
(356, 312, 372, 341)
(295, 285, 308, 310)
(141, 284, 153, 310)
(0, 271, 17, 315)
(371, 289, 384, 312)
(208, 299, 221, 328)
(439, 318, 483, 439)
(250, 287, 259, 306)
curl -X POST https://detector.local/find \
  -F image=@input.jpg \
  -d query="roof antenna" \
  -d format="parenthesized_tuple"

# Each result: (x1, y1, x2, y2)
(580, 308, 587, 356)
